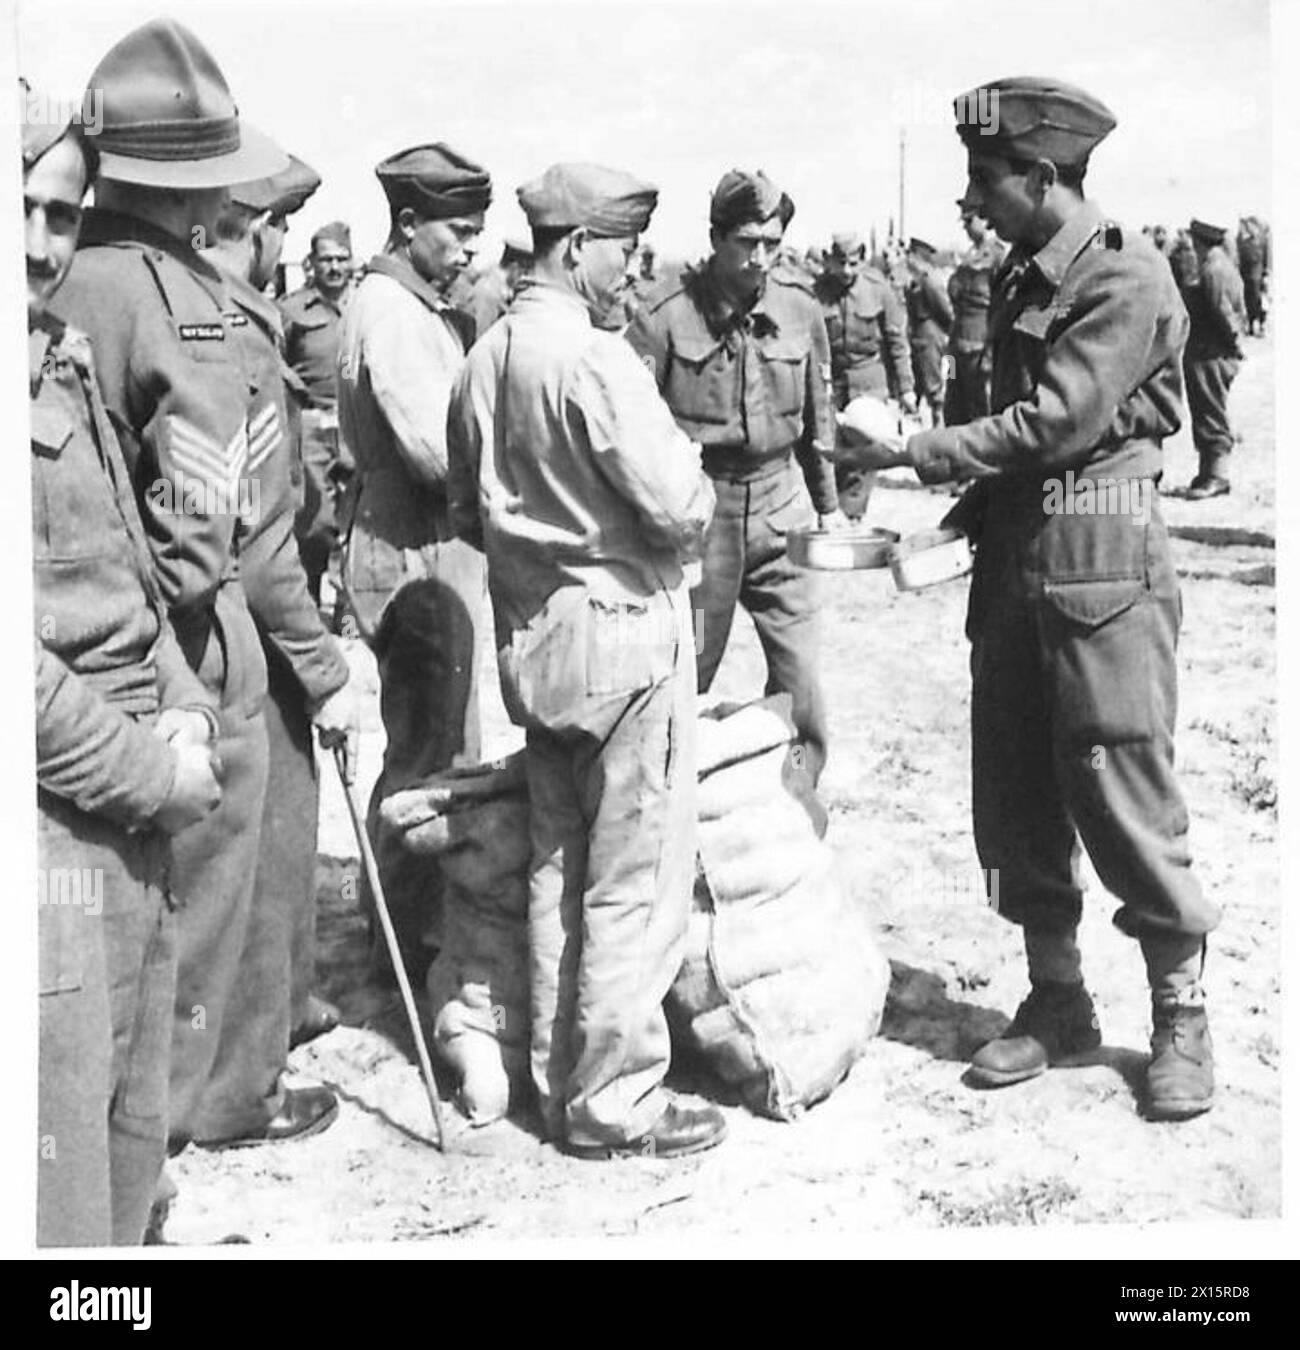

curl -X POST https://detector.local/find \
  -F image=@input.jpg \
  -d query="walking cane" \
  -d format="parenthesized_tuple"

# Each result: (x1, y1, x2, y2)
(332, 745, 447, 1151)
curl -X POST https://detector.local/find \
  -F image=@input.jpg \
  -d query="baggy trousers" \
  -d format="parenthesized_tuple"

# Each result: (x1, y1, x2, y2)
(693, 457, 829, 783)
(968, 503, 1220, 941)
(510, 585, 696, 1145)
(1183, 355, 1240, 474)
(168, 704, 273, 1142)
(38, 796, 174, 1246)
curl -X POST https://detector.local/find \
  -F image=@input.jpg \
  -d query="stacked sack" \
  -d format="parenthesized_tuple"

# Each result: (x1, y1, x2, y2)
(379, 756, 531, 1123)
(668, 695, 890, 1119)
(381, 698, 889, 1125)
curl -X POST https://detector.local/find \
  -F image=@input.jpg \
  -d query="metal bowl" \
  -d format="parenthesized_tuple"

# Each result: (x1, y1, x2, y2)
(889, 527, 973, 591)
(787, 525, 900, 571)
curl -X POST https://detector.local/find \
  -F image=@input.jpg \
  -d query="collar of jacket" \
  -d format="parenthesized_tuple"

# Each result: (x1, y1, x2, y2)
(28, 317, 57, 393)
(510, 276, 591, 323)
(365, 251, 454, 314)
(686, 259, 780, 340)
(1029, 199, 1105, 287)
(77, 207, 226, 286)
(208, 249, 284, 344)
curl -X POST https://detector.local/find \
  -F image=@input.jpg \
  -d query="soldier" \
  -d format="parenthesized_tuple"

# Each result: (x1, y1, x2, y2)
(53, 19, 339, 1151)
(1181, 219, 1247, 500)
(845, 77, 1219, 1121)
(903, 237, 955, 425)
(279, 220, 356, 602)
(204, 161, 360, 1077)
(447, 162, 722, 1159)
(464, 236, 532, 335)
(813, 231, 917, 518)
(945, 203, 1006, 426)
(27, 81, 222, 1247)
(1236, 216, 1269, 337)
(336, 143, 492, 982)
(626, 169, 843, 786)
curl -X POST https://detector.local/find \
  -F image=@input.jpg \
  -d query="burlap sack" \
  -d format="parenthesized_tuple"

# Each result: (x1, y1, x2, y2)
(668, 696, 889, 1119)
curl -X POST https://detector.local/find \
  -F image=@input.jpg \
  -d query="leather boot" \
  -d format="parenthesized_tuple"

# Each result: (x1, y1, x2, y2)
(968, 981, 1101, 1088)
(1142, 932, 1213, 1120)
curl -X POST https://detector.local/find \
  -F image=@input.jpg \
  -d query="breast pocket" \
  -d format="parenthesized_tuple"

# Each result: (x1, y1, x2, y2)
(846, 305, 882, 361)
(757, 337, 808, 417)
(667, 335, 735, 425)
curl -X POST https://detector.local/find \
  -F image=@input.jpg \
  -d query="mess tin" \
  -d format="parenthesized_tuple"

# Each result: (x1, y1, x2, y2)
(888, 527, 974, 591)
(786, 525, 900, 571)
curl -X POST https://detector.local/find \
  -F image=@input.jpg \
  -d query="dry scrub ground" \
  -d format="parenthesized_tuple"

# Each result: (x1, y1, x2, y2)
(166, 334, 1281, 1254)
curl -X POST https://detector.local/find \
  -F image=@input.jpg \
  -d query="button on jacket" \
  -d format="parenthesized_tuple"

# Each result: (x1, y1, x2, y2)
(813, 267, 914, 406)
(53, 208, 266, 718)
(626, 263, 837, 514)
(32, 316, 214, 822)
(278, 285, 346, 409)
(908, 202, 1217, 941)
(32, 311, 215, 1248)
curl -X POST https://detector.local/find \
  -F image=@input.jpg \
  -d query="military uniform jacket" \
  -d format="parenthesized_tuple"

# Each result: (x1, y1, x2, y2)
(948, 237, 1007, 353)
(625, 262, 837, 514)
(1183, 247, 1246, 362)
(53, 209, 267, 716)
(813, 268, 914, 406)
(337, 254, 473, 600)
(32, 313, 216, 829)
(448, 280, 715, 634)
(910, 202, 1188, 590)
(215, 263, 348, 706)
(278, 284, 346, 409)
(905, 273, 954, 349)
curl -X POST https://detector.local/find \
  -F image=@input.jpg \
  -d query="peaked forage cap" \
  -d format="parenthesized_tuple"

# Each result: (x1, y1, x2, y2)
(88, 17, 287, 187)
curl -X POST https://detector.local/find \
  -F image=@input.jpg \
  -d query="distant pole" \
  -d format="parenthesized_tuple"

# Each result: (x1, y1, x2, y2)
(899, 128, 906, 241)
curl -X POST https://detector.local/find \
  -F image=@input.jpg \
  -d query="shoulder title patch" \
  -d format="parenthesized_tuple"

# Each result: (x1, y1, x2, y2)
(178, 323, 226, 341)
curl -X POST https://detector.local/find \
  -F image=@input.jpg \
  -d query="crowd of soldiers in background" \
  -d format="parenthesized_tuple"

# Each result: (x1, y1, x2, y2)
(277, 203, 1270, 562)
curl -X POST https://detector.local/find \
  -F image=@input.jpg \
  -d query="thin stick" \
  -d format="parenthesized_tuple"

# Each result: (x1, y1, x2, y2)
(333, 746, 447, 1151)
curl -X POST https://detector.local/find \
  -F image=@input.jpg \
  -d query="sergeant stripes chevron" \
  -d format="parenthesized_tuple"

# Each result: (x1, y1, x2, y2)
(244, 401, 282, 475)
(167, 411, 248, 492)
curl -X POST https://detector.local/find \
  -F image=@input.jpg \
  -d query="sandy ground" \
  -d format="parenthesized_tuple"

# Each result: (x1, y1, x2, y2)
(166, 333, 1279, 1252)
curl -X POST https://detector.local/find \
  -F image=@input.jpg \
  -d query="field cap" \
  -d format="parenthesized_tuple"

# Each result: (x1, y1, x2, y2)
(231, 154, 321, 217)
(518, 163, 657, 236)
(710, 168, 795, 232)
(1189, 219, 1227, 246)
(89, 18, 287, 188)
(907, 237, 938, 261)
(312, 221, 353, 252)
(825, 231, 865, 259)
(376, 143, 492, 218)
(954, 76, 1116, 166)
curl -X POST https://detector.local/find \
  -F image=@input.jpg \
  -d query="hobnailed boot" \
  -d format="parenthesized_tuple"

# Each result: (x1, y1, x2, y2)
(1142, 932, 1213, 1120)
(968, 981, 1102, 1087)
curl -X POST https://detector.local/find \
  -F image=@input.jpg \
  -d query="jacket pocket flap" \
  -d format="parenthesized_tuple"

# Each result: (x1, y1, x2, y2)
(671, 333, 727, 367)
(1042, 577, 1144, 628)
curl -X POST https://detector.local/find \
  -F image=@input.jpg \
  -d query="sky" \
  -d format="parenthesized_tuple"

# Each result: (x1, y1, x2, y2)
(9, 0, 1273, 266)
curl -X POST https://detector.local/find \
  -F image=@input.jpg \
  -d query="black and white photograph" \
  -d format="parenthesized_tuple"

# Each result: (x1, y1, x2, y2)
(2, 0, 1291, 1268)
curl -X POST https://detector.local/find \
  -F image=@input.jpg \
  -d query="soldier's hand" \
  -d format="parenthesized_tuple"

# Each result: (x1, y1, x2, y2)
(313, 680, 360, 785)
(155, 707, 216, 749)
(900, 391, 920, 416)
(154, 740, 223, 835)
(818, 509, 851, 533)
